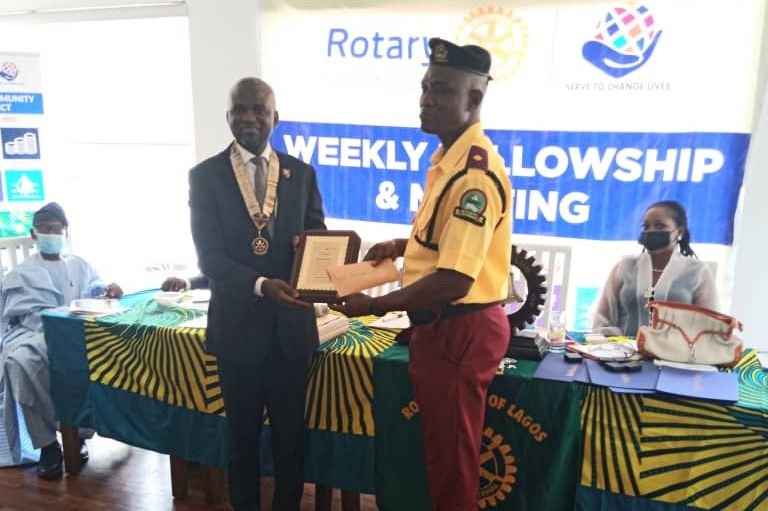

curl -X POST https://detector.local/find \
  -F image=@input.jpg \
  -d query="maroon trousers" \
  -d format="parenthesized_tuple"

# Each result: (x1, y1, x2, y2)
(408, 305, 510, 511)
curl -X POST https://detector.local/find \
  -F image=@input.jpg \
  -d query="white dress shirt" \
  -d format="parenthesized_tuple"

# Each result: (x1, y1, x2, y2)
(236, 143, 274, 297)
(236, 143, 272, 191)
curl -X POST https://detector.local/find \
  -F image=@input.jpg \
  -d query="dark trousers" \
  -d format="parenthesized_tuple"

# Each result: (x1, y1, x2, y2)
(408, 305, 510, 511)
(218, 344, 311, 511)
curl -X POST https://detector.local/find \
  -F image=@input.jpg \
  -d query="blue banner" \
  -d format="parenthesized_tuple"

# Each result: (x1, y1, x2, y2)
(273, 121, 749, 245)
(0, 93, 43, 114)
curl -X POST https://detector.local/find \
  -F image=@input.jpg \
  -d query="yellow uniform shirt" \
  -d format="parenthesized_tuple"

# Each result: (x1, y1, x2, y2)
(402, 122, 512, 304)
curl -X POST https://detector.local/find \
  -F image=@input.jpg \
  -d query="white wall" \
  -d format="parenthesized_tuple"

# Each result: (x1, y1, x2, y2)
(186, 0, 262, 162)
(732, 4, 768, 351)
(0, 17, 197, 290)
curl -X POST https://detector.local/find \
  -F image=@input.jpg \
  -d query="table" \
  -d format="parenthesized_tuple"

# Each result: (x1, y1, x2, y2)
(374, 347, 768, 511)
(44, 291, 390, 506)
(43, 292, 768, 510)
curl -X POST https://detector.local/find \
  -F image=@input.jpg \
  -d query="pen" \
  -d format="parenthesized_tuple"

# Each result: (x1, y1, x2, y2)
(382, 312, 405, 322)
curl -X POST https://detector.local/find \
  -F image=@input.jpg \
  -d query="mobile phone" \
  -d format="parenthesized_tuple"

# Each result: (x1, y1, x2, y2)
(604, 361, 643, 373)
(564, 352, 583, 363)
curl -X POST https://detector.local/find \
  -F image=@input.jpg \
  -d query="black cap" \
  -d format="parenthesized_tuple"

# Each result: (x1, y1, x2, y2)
(33, 202, 68, 227)
(428, 37, 492, 78)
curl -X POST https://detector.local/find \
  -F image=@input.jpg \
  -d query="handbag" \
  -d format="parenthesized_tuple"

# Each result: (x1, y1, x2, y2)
(637, 301, 744, 366)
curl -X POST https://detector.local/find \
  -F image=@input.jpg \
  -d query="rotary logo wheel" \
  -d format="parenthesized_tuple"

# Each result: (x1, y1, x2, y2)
(507, 245, 547, 330)
(478, 427, 517, 508)
(454, 6, 529, 80)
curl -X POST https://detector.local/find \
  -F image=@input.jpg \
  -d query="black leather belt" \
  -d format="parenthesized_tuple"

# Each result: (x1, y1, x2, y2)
(407, 303, 498, 326)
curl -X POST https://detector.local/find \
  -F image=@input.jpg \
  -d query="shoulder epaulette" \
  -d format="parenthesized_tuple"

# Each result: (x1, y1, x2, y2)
(466, 145, 489, 171)
(414, 145, 506, 252)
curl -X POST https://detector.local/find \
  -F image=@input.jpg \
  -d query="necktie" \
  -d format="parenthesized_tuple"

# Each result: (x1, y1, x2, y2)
(252, 156, 266, 205)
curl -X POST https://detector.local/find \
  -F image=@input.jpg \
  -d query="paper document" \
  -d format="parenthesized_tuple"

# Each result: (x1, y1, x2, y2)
(756, 352, 768, 370)
(179, 316, 208, 329)
(568, 342, 639, 361)
(69, 299, 128, 317)
(317, 314, 349, 343)
(653, 359, 718, 372)
(172, 290, 211, 312)
(370, 311, 411, 329)
(327, 260, 399, 297)
(296, 235, 349, 291)
(186, 289, 211, 303)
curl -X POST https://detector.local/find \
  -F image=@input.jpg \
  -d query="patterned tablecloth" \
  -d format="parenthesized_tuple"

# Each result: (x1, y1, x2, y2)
(43, 291, 768, 509)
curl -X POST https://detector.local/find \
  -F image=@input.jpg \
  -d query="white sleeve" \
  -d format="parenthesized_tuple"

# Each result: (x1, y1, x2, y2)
(253, 276, 267, 297)
(693, 263, 719, 311)
(80, 258, 107, 297)
(592, 259, 625, 336)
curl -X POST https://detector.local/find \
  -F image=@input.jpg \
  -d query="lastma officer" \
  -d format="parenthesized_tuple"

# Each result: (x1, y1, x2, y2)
(334, 38, 512, 511)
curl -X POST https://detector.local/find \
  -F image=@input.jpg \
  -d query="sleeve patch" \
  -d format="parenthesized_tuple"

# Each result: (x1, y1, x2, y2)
(453, 188, 487, 226)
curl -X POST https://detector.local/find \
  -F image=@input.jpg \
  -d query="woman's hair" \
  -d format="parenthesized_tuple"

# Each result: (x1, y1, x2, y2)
(647, 200, 697, 257)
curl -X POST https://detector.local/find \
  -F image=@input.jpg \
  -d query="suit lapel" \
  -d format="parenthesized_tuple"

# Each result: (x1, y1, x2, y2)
(275, 152, 298, 238)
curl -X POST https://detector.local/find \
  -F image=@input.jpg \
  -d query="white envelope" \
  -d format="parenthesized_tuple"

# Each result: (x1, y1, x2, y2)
(326, 260, 399, 297)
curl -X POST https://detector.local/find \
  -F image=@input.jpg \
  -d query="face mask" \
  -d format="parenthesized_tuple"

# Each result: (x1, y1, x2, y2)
(36, 233, 65, 255)
(638, 231, 672, 251)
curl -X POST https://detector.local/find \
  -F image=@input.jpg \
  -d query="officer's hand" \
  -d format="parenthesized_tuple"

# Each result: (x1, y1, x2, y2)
(262, 279, 311, 308)
(105, 283, 123, 299)
(330, 293, 372, 317)
(162, 277, 186, 292)
(363, 240, 401, 267)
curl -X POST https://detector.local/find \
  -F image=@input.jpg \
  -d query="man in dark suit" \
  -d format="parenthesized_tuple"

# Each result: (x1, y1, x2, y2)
(189, 77, 326, 511)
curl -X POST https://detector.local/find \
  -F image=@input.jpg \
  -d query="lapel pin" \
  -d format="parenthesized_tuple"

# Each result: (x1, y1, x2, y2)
(282, 168, 291, 179)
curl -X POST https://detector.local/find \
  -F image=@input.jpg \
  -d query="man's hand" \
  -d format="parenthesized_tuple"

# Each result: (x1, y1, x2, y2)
(162, 277, 186, 292)
(330, 293, 373, 317)
(105, 283, 123, 299)
(363, 239, 405, 267)
(262, 278, 311, 308)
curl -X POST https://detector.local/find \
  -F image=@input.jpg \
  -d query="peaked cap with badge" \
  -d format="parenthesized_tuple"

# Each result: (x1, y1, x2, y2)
(428, 37, 493, 79)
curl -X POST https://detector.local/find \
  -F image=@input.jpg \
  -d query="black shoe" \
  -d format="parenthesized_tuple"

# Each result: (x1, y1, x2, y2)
(79, 439, 89, 465)
(37, 441, 63, 480)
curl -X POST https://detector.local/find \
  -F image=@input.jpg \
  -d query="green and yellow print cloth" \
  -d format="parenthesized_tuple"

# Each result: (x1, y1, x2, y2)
(305, 316, 396, 436)
(580, 351, 768, 510)
(83, 296, 224, 415)
(83, 294, 396, 433)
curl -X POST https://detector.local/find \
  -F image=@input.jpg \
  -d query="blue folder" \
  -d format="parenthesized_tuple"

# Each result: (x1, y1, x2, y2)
(533, 353, 590, 383)
(655, 366, 739, 402)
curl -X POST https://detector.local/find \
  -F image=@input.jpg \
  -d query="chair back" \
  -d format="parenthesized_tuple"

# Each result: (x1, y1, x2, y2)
(0, 236, 36, 279)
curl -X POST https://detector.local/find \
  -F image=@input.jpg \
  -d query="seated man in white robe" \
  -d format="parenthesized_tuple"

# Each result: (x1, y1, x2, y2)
(0, 202, 122, 479)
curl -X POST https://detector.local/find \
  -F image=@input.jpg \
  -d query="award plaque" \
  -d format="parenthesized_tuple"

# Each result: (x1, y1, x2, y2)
(290, 230, 361, 303)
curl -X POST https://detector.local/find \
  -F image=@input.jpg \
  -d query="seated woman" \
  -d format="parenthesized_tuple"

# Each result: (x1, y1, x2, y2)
(593, 200, 717, 337)
(0, 202, 122, 479)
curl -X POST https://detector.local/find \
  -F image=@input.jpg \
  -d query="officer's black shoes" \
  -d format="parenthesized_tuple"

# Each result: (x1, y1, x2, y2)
(37, 441, 63, 480)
